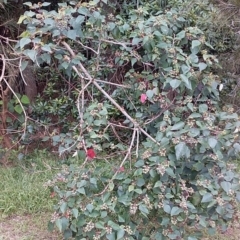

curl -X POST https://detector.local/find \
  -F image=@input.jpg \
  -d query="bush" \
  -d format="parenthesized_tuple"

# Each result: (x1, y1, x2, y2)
(17, 0, 240, 239)
(47, 158, 240, 239)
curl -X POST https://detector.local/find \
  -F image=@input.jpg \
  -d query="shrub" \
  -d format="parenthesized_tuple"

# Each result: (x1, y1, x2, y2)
(17, 0, 240, 239)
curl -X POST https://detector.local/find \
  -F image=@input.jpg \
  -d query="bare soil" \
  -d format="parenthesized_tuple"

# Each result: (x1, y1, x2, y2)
(0, 214, 61, 240)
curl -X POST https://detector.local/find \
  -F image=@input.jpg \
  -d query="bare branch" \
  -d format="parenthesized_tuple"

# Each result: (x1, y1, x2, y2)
(62, 40, 161, 146)
(94, 128, 137, 196)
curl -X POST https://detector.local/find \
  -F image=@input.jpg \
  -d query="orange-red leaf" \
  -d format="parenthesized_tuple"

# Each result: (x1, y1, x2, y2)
(87, 148, 96, 159)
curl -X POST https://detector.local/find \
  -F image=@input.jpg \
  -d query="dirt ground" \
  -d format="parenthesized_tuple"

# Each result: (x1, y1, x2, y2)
(0, 214, 61, 240)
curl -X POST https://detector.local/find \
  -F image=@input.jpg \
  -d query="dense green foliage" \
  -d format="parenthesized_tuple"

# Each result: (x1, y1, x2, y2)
(5, 0, 240, 239)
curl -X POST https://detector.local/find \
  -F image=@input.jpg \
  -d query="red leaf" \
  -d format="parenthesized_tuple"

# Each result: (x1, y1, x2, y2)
(50, 192, 55, 198)
(118, 166, 125, 172)
(140, 93, 147, 103)
(87, 148, 96, 159)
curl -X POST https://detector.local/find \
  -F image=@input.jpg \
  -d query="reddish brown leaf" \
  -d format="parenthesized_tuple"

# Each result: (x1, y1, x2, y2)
(87, 148, 96, 159)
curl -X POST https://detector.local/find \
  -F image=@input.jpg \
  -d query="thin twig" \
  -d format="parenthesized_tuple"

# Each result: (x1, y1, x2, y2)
(95, 128, 137, 196)
(62, 41, 161, 146)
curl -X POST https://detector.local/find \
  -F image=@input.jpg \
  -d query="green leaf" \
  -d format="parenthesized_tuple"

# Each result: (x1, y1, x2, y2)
(163, 203, 171, 214)
(42, 44, 52, 53)
(201, 193, 213, 203)
(77, 150, 86, 159)
(193, 162, 204, 171)
(192, 192, 201, 205)
(96, 221, 105, 229)
(146, 89, 154, 99)
(48, 221, 54, 232)
(135, 160, 144, 167)
(118, 215, 125, 223)
(128, 185, 134, 192)
(175, 142, 190, 160)
(131, 58, 137, 66)
(23, 49, 36, 62)
(23, 2, 32, 7)
(77, 187, 86, 195)
(208, 228, 216, 236)
(187, 103, 194, 112)
(117, 229, 125, 240)
(165, 167, 175, 178)
(192, 40, 201, 48)
(20, 61, 28, 71)
(55, 219, 62, 232)
(94, 120, 103, 126)
(199, 104, 208, 113)
(108, 22, 116, 32)
(180, 74, 192, 90)
(186, 202, 196, 210)
(109, 182, 114, 191)
(67, 30, 77, 40)
(72, 208, 78, 218)
(118, 195, 130, 205)
(181, 64, 191, 74)
(89, 0, 100, 5)
(170, 79, 181, 89)
(108, 220, 120, 230)
(42, 2, 51, 6)
(60, 202, 67, 213)
(14, 105, 23, 114)
(161, 25, 169, 35)
(139, 204, 149, 216)
(52, 135, 60, 142)
(21, 95, 30, 104)
(19, 38, 31, 49)
(165, 193, 174, 199)
(106, 233, 116, 240)
(176, 30, 185, 40)
(154, 181, 162, 188)
(171, 206, 182, 216)
(199, 62, 207, 72)
(18, 15, 27, 24)
(208, 138, 217, 149)
(199, 217, 207, 227)
(136, 178, 145, 187)
(134, 188, 143, 194)
(63, 229, 72, 239)
(132, 37, 142, 45)
(171, 122, 185, 131)
(221, 181, 231, 193)
(86, 204, 94, 212)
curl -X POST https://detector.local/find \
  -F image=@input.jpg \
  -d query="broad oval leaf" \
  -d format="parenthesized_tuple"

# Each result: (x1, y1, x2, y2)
(171, 122, 185, 131)
(201, 192, 213, 203)
(21, 95, 30, 104)
(175, 142, 190, 160)
(171, 206, 182, 216)
(208, 138, 218, 149)
(199, 104, 208, 113)
(117, 229, 125, 240)
(221, 181, 232, 193)
(191, 40, 201, 48)
(163, 203, 171, 214)
(170, 79, 181, 89)
(14, 105, 23, 114)
(19, 38, 31, 49)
